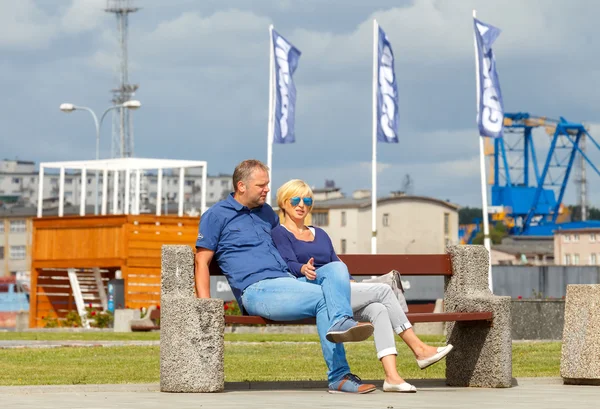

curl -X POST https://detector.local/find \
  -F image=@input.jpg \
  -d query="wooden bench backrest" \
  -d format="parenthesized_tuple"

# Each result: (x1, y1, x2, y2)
(209, 254, 453, 277)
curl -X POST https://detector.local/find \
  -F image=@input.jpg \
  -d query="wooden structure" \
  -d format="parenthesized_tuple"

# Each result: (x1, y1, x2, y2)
(30, 214, 198, 328)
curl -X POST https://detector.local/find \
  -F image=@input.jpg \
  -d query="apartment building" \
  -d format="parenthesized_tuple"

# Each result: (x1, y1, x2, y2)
(310, 188, 459, 254)
(0, 210, 32, 277)
(554, 228, 600, 265)
(0, 159, 233, 211)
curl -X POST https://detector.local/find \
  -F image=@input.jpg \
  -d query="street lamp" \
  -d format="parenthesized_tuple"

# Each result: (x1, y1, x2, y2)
(60, 100, 142, 215)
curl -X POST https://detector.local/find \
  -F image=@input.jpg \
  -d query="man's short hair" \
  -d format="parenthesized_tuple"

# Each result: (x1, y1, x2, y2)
(232, 159, 269, 192)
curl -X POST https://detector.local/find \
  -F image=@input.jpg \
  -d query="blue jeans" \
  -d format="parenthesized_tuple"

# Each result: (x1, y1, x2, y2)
(241, 261, 353, 383)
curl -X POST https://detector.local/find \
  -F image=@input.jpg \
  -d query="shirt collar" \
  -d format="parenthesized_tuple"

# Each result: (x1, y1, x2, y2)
(226, 192, 264, 213)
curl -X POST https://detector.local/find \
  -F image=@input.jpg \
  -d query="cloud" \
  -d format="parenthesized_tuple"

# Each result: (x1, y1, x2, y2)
(2, 0, 600, 212)
(0, 1, 58, 49)
(61, 0, 107, 34)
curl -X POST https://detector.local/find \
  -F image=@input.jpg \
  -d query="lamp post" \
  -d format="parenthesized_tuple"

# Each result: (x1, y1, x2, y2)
(60, 100, 142, 215)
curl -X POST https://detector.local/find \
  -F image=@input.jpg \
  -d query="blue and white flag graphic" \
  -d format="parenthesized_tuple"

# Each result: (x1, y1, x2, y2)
(474, 18, 504, 138)
(272, 29, 301, 144)
(376, 26, 399, 143)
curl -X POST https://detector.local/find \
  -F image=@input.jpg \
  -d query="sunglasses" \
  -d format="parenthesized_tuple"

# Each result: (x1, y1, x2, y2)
(290, 196, 313, 207)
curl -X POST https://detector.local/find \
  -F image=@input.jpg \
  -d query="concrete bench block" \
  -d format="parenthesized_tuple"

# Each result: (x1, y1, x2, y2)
(161, 245, 196, 298)
(445, 245, 512, 388)
(160, 297, 224, 392)
(113, 309, 141, 332)
(560, 284, 600, 385)
(445, 295, 512, 387)
(160, 245, 224, 393)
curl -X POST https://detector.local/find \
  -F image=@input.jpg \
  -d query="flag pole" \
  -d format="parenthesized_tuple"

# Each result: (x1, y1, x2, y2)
(473, 9, 493, 292)
(267, 24, 275, 205)
(371, 19, 378, 255)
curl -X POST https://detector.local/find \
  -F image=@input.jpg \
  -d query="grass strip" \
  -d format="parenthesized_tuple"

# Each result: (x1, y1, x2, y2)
(0, 339, 562, 386)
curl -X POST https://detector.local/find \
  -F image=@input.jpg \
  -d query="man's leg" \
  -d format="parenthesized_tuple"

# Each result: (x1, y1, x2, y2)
(309, 261, 374, 343)
(241, 277, 349, 383)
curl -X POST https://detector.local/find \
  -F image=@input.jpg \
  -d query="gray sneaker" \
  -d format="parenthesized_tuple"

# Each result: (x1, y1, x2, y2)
(326, 317, 374, 343)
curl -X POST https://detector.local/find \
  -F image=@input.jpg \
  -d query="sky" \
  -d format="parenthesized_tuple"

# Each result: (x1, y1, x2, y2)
(2, 0, 600, 207)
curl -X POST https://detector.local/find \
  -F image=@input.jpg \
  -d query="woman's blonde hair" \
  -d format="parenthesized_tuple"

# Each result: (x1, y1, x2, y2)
(277, 179, 314, 216)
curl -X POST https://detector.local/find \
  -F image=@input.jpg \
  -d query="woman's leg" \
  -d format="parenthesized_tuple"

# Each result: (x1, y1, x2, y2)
(354, 302, 406, 384)
(351, 283, 441, 359)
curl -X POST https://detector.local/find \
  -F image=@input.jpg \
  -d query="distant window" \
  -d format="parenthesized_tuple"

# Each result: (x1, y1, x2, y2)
(563, 235, 570, 243)
(87, 178, 92, 184)
(209, 193, 214, 198)
(574, 234, 580, 242)
(12, 177, 20, 184)
(590, 234, 596, 242)
(221, 180, 228, 187)
(9, 220, 26, 233)
(65, 178, 73, 185)
(185, 180, 194, 186)
(574, 254, 580, 265)
(383, 213, 390, 227)
(590, 254, 597, 265)
(444, 213, 450, 235)
(312, 211, 329, 227)
(51, 178, 58, 185)
(150, 192, 157, 198)
(0, 222, 4, 233)
(341, 211, 347, 227)
(341, 239, 347, 254)
(9, 245, 26, 260)
(0, 246, 4, 260)
(65, 192, 73, 198)
(30, 177, 35, 183)
(564, 254, 571, 265)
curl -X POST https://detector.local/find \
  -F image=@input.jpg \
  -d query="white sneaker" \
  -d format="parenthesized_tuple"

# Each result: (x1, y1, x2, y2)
(416, 344, 454, 370)
(383, 381, 417, 393)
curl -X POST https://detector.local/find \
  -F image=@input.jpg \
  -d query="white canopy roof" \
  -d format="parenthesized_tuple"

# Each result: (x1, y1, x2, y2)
(37, 157, 207, 218)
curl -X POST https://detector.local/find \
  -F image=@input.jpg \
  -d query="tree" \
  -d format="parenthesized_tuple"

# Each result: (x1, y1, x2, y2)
(459, 207, 483, 224)
(472, 222, 508, 245)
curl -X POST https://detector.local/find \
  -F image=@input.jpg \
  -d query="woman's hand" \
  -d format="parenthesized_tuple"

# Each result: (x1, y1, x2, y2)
(301, 257, 316, 280)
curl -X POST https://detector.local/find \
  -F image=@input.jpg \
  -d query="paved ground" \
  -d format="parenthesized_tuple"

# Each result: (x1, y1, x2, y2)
(1, 378, 599, 409)
(0, 340, 160, 349)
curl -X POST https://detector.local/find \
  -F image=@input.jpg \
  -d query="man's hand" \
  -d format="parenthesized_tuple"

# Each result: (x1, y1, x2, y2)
(301, 257, 316, 280)
(195, 248, 214, 298)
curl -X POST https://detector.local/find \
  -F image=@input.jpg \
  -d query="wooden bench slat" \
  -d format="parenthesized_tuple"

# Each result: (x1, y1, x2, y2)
(224, 311, 492, 326)
(338, 254, 453, 276)
(209, 254, 453, 276)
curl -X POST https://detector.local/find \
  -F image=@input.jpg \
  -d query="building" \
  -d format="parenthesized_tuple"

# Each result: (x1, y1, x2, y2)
(491, 236, 554, 265)
(309, 189, 459, 254)
(0, 205, 99, 277)
(554, 227, 600, 265)
(0, 211, 31, 278)
(0, 159, 233, 211)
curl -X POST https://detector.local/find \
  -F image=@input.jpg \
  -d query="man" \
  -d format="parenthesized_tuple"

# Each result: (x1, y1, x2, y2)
(195, 159, 376, 394)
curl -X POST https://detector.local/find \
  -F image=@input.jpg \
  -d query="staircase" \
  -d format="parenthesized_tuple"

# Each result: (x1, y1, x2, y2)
(67, 268, 108, 329)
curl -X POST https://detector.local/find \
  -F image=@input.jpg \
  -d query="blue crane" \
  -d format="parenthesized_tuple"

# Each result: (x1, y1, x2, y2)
(490, 112, 600, 235)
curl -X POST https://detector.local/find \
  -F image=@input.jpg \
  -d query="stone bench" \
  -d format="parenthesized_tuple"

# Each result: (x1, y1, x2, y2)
(159, 244, 512, 392)
(560, 284, 600, 385)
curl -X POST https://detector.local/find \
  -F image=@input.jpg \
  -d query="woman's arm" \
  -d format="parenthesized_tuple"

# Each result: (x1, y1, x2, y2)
(271, 227, 304, 277)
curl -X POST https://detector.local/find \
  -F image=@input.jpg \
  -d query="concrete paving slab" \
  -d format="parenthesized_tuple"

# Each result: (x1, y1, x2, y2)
(1, 378, 599, 409)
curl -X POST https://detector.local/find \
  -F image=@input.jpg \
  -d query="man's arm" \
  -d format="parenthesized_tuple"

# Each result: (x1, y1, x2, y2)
(195, 248, 214, 298)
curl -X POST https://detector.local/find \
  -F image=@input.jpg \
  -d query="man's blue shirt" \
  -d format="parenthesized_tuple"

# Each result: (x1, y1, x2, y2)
(195, 193, 290, 310)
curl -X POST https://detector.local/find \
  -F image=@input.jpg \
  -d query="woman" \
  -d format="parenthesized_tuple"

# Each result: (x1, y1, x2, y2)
(271, 179, 453, 393)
